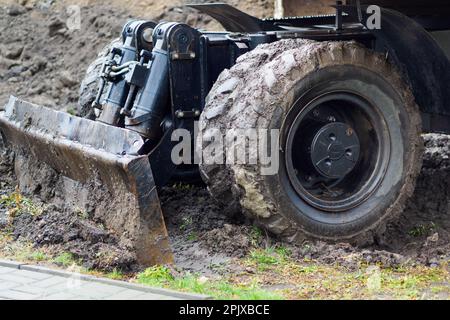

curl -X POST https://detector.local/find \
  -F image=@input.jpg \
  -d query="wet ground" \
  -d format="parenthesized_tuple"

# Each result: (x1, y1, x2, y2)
(163, 134, 450, 273)
(0, 1, 449, 281)
(1, 133, 448, 275)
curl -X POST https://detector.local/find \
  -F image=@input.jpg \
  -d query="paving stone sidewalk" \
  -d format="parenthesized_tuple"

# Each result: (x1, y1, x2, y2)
(0, 260, 208, 300)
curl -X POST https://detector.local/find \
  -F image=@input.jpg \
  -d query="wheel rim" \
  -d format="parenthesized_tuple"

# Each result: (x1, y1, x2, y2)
(285, 91, 391, 212)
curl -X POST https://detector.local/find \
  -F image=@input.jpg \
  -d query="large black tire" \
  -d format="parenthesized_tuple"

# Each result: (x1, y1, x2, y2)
(199, 39, 423, 245)
(78, 39, 121, 118)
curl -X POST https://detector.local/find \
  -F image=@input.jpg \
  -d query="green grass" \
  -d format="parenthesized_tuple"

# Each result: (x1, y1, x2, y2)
(7, 242, 50, 263)
(0, 191, 45, 218)
(376, 267, 448, 299)
(66, 108, 77, 116)
(180, 216, 193, 231)
(249, 226, 263, 246)
(172, 183, 194, 191)
(249, 249, 278, 265)
(187, 232, 198, 241)
(52, 252, 78, 267)
(137, 266, 174, 286)
(26, 251, 49, 262)
(246, 247, 291, 271)
(74, 207, 89, 220)
(136, 266, 283, 300)
(408, 223, 436, 237)
(106, 268, 125, 280)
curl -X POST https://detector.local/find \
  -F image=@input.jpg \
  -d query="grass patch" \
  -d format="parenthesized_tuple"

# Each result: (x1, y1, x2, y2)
(52, 252, 78, 267)
(408, 223, 436, 237)
(239, 247, 449, 300)
(0, 190, 45, 219)
(137, 266, 174, 286)
(26, 250, 49, 262)
(1, 241, 50, 263)
(249, 226, 263, 246)
(246, 246, 291, 271)
(180, 216, 193, 231)
(172, 183, 193, 191)
(187, 232, 198, 242)
(74, 207, 89, 220)
(66, 107, 77, 116)
(136, 266, 283, 300)
(106, 268, 125, 280)
(379, 266, 449, 299)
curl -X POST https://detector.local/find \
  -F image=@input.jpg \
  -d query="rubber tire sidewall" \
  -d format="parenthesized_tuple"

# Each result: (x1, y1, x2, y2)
(199, 40, 422, 244)
(266, 64, 414, 240)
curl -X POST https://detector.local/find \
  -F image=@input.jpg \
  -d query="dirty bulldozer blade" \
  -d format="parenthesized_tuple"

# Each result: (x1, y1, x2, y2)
(0, 96, 173, 266)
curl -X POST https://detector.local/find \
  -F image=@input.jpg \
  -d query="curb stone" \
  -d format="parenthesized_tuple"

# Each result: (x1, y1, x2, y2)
(0, 259, 211, 300)
(0, 259, 24, 269)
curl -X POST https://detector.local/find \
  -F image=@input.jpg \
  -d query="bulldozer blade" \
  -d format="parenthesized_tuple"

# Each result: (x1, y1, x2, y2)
(0, 96, 173, 266)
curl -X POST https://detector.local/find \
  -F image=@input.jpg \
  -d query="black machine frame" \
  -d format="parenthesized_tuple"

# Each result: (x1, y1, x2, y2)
(91, 2, 450, 186)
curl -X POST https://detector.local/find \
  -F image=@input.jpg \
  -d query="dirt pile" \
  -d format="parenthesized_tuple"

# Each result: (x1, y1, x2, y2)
(0, 139, 139, 271)
(160, 186, 248, 274)
(0, 140, 14, 229)
(0, 2, 128, 109)
(12, 206, 138, 271)
(0, 0, 273, 109)
(381, 134, 450, 265)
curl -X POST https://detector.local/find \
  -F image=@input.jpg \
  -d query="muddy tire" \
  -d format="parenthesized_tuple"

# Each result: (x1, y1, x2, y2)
(199, 39, 423, 245)
(78, 38, 121, 118)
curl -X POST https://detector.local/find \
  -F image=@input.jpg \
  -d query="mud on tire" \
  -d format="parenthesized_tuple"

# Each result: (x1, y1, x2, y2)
(199, 39, 423, 245)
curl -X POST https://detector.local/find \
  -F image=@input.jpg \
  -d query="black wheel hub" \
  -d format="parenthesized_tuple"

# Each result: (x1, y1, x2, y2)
(284, 91, 390, 212)
(310, 122, 360, 179)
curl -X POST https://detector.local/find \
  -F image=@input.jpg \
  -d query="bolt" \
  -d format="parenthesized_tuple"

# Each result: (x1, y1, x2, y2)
(179, 33, 189, 44)
(177, 111, 185, 118)
(142, 28, 154, 43)
(327, 116, 336, 122)
(346, 127, 354, 136)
